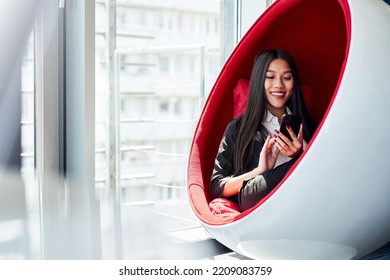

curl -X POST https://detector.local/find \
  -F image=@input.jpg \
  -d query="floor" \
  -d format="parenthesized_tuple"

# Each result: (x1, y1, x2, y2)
(119, 200, 390, 260)
(1, 174, 389, 260)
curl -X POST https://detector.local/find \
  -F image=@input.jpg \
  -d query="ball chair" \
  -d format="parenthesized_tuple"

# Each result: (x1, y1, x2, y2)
(187, 0, 390, 259)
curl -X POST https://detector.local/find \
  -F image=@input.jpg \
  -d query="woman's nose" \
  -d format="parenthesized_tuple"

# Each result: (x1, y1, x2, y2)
(273, 78, 284, 88)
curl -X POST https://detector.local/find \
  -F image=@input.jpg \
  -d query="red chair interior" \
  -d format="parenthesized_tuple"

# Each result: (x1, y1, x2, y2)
(187, 0, 351, 225)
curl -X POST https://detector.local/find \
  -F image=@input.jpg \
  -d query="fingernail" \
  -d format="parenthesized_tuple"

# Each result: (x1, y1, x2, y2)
(274, 129, 279, 133)
(286, 125, 290, 129)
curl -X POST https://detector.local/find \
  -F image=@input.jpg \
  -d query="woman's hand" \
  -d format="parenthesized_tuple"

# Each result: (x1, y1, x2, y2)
(257, 134, 280, 173)
(274, 124, 303, 158)
(222, 134, 280, 197)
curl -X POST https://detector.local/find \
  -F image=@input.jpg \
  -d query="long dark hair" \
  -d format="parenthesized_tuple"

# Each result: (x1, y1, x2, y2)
(234, 49, 316, 175)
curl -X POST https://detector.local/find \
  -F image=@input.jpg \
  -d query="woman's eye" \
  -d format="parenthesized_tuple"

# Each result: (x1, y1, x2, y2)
(283, 76, 292, 80)
(266, 76, 274, 79)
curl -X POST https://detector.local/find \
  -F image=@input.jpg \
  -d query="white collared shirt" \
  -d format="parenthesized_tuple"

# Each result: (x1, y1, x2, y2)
(262, 108, 307, 167)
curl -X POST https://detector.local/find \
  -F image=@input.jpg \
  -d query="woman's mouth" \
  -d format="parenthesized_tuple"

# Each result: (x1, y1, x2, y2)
(270, 91, 286, 97)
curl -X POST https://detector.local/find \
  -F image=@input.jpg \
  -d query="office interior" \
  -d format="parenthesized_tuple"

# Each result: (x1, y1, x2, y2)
(1, 0, 389, 260)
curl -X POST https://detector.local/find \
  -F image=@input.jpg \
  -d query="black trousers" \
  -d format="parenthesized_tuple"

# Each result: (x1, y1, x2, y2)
(238, 157, 298, 212)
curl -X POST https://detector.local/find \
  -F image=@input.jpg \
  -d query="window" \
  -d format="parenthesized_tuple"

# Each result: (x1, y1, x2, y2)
(159, 99, 170, 114)
(96, 0, 222, 259)
(159, 56, 170, 73)
(13, 0, 247, 260)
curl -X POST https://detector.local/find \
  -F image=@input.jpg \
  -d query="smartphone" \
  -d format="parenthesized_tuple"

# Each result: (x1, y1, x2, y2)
(279, 114, 302, 141)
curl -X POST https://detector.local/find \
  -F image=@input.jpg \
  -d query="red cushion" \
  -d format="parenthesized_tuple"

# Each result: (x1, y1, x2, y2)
(209, 198, 241, 217)
(233, 79, 312, 118)
(233, 79, 250, 118)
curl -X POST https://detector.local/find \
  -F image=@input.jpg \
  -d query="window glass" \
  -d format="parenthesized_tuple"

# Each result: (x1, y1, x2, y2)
(95, 0, 221, 189)
(95, 0, 222, 258)
(19, 0, 224, 260)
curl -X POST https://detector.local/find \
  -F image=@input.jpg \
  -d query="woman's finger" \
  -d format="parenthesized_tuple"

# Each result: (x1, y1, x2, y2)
(285, 125, 299, 142)
(274, 137, 288, 151)
(274, 129, 302, 157)
(272, 145, 280, 159)
(274, 129, 292, 148)
(262, 134, 271, 150)
(297, 124, 304, 142)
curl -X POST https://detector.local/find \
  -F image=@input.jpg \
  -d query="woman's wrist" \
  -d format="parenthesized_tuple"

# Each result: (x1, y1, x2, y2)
(255, 166, 267, 175)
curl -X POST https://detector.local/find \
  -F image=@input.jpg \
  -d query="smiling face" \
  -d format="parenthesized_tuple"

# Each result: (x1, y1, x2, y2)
(264, 58, 294, 119)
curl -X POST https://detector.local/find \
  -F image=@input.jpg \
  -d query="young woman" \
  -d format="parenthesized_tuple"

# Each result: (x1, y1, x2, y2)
(210, 49, 317, 212)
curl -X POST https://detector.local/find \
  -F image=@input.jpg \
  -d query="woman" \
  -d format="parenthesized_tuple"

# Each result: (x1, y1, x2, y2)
(210, 49, 317, 212)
